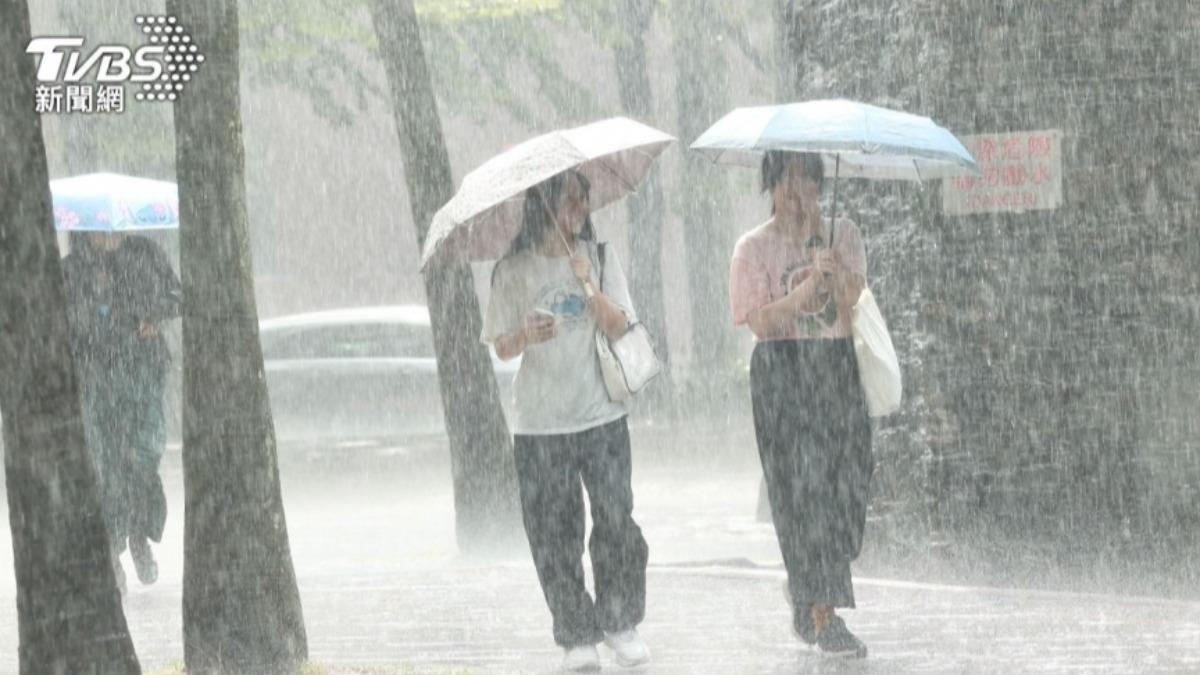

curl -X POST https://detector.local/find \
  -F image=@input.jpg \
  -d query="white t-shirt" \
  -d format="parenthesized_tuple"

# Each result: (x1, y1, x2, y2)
(481, 242, 635, 435)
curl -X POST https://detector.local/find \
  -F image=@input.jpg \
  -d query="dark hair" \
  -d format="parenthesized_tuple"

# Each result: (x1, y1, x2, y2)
(506, 170, 596, 256)
(67, 231, 105, 260)
(761, 150, 825, 196)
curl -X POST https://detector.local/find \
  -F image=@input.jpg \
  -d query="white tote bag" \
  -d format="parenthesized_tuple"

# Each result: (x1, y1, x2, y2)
(852, 287, 902, 417)
(594, 243, 662, 402)
(596, 323, 662, 402)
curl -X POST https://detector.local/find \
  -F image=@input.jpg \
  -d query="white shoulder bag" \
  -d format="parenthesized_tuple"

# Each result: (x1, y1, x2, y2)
(851, 287, 902, 417)
(593, 243, 662, 402)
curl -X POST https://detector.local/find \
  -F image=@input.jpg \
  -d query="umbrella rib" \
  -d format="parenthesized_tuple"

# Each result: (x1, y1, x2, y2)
(594, 155, 639, 194)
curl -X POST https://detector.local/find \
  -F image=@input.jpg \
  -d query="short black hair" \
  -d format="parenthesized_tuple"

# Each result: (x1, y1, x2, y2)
(760, 150, 825, 194)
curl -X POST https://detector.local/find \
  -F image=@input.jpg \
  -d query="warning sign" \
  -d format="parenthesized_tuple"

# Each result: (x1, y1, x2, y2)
(943, 130, 1063, 216)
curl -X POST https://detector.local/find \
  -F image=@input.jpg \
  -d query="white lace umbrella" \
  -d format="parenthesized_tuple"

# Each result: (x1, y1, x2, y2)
(419, 117, 674, 270)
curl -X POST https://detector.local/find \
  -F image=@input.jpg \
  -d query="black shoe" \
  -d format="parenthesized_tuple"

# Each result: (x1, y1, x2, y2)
(793, 604, 817, 645)
(129, 538, 158, 585)
(817, 615, 867, 658)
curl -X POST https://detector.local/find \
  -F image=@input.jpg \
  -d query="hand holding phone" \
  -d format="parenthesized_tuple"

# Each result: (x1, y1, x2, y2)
(524, 308, 557, 344)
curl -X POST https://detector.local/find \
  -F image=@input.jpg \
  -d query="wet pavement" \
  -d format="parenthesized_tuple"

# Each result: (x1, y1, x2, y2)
(2, 426, 1199, 673)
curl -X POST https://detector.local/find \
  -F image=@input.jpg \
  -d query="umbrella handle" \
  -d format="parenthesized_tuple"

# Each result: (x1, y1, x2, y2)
(827, 154, 842, 370)
(536, 184, 599, 300)
(533, 185, 576, 258)
(828, 154, 841, 249)
(554, 219, 576, 259)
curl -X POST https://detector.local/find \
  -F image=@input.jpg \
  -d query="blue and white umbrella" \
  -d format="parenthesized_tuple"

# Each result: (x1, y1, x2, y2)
(690, 99, 979, 181)
(50, 172, 179, 231)
(691, 99, 979, 242)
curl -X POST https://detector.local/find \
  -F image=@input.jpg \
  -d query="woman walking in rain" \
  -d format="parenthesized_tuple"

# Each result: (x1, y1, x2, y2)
(729, 151, 873, 658)
(481, 169, 651, 671)
(63, 231, 181, 594)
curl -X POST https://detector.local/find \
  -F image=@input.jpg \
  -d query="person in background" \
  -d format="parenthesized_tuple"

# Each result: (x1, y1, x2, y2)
(63, 231, 181, 594)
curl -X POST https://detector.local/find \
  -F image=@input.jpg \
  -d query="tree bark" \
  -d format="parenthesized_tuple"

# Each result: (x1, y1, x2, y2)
(167, 1, 308, 671)
(668, 0, 737, 388)
(774, 0, 803, 100)
(0, 3, 141, 673)
(613, 0, 673, 413)
(369, 0, 521, 551)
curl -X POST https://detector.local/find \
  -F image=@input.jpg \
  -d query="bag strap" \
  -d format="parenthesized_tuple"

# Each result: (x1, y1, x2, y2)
(597, 242, 606, 293)
(489, 257, 503, 288)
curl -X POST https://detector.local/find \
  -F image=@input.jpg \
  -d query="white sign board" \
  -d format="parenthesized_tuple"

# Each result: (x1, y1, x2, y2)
(943, 130, 1063, 216)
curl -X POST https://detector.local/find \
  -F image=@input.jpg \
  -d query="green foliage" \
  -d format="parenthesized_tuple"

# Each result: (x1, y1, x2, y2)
(241, 0, 380, 127)
(240, 0, 604, 129)
(416, 0, 561, 21)
(415, 6, 604, 127)
(560, 0, 626, 47)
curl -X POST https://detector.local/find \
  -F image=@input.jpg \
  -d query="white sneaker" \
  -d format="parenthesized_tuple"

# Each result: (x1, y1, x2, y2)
(604, 629, 651, 667)
(562, 644, 601, 672)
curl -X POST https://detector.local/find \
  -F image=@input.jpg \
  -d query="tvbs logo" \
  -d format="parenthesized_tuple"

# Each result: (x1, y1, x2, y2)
(27, 16, 204, 113)
(29, 38, 165, 82)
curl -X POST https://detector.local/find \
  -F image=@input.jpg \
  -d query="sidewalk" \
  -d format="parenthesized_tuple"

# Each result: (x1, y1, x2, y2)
(115, 561, 1200, 674)
(2, 431, 1199, 673)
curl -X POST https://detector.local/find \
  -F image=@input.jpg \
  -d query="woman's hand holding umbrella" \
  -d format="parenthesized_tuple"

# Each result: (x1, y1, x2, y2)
(814, 250, 864, 316)
(813, 249, 844, 295)
(569, 254, 592, 289)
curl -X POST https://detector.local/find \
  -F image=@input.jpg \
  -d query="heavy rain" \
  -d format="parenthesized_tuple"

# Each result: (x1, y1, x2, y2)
(1, 1, 1198, 674)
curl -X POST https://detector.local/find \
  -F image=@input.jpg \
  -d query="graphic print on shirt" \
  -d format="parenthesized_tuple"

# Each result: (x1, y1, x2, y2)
(782, 260, 837, 337)
(534, 280, 589, 331)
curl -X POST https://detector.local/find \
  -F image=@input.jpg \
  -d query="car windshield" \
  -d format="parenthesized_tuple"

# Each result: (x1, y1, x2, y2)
(263, 321, 436, 360)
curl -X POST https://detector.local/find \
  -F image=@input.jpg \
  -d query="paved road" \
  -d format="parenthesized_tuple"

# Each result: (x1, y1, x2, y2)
(2, 430, 1198, 673)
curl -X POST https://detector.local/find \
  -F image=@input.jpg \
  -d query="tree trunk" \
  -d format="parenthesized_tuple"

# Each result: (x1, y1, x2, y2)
(668, 0, 737, 390)
(613, 0, 673, 414)
(167, 1, 308, 671)
(369, 0, 521, 551)
(0, 3, 140, 673)
(774, 0, 803, 100)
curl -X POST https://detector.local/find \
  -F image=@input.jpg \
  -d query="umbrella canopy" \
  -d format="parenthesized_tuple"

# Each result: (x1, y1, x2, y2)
(690, 99, 979, 181)
(420, 117, 675, 269)
(50, 172, 179, 231)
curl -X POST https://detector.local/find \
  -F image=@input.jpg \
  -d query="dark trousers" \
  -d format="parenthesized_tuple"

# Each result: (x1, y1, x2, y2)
(83, 361, 169, 554)
(751, 339, 873, 612)
(514, 417, 649, 648)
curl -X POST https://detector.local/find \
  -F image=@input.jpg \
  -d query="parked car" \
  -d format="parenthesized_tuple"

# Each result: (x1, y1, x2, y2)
(259, 305, 517, 443)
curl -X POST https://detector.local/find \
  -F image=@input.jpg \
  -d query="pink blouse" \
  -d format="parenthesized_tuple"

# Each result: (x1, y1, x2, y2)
(729, 218, 867, 341)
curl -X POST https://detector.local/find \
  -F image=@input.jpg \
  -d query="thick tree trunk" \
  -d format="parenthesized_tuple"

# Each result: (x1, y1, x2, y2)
(774, 0, 803, 100)
(613, 0, 673, 414)
(668, 0, 737, 389)
(167, 1, 308, 671)
(0, 3, 140, 673)
(369, 0, 521, 551)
